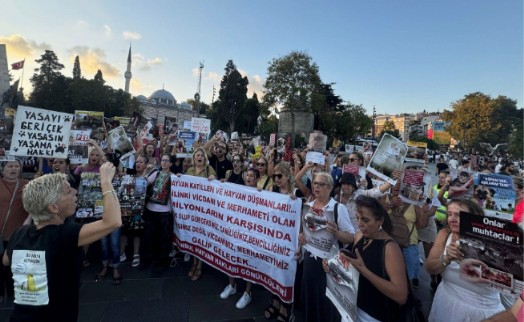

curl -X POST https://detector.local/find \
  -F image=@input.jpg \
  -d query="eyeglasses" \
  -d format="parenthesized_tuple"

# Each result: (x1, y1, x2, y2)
(349, 158, 357, 162)
(161, 159, 171, 163)
(273, 173, 284, 179)
(233, 159, 242, 163)
(257, 163, 266, 166)
(313, 181, 328, 187)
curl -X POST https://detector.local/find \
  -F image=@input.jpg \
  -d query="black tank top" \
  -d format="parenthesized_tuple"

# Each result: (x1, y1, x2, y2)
(354, 238, 399, 322)
(227, 171, 245, 185)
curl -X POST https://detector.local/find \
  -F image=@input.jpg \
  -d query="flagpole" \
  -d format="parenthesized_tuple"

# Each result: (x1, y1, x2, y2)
(20, 59, 25, 91)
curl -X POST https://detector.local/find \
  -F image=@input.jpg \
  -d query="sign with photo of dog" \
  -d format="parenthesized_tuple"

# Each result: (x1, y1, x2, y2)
(473, 173, 516, 220)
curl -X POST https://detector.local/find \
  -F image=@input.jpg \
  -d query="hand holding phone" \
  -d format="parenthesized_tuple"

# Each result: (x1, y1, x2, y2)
(340, 248, 357, 259)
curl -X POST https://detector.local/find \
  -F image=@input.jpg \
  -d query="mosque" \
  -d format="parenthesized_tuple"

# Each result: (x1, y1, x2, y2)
(124, 46, 199, 128)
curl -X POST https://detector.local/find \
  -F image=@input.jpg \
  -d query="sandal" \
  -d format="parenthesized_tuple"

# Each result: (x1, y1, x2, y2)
(188, 263, 197, 277)
(191, 267, 202, 281)
(94, 267, 108, 282)
(131, 254, 140, 267)
(264, 303, 280, 320)
(112, 268, 122, 285)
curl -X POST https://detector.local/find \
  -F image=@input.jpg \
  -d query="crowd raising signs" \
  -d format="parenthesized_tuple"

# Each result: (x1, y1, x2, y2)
(172, 175, 301, 303)
(11, 105, 73, 159)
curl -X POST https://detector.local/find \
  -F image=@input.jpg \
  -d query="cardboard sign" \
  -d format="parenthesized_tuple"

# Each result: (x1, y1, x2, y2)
(191, 117, 211, 134)
(11, 106, 73, 158)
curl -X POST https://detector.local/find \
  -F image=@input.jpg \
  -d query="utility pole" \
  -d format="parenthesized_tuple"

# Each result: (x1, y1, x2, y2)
(194, 61, 204, 112)
(371, 106, 376, 140)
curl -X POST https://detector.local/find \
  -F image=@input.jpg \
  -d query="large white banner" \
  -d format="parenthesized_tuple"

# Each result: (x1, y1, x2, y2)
(11, 106, 73, 158)
(171, 175, 301, 302)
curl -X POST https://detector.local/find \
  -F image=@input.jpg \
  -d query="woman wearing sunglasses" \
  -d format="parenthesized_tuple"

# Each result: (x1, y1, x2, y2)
(255, 156, 273, 191)
(223, 154, 245, 185)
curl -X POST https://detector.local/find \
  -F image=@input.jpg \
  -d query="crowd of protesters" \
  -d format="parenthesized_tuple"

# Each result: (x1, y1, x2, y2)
(0, 124, 523, 322)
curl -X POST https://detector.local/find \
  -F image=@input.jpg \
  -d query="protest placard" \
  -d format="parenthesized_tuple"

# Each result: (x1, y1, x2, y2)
(172, 175, 301, 302)
(473, 173, 516, 220)
(399, 162, 433, 206)
(75, 172, 104, 218)
(74, 110, 104, 140)
(164, 116, 178, 135)
(366, 134, 407, 185)
(0, 117, 14, 161)
(325, 247, 359, 322)
(405, 140, 427, 163)
(459, 211, 523, 295)
(107, 126, 135, 165)
(177, 131, 200, 152)
(10, 106, 73, 158)
(302, 204, 337, 258)
(191, 117, 211, 134)
(69, 130, 90, 165)
(116, 175, 147, 217)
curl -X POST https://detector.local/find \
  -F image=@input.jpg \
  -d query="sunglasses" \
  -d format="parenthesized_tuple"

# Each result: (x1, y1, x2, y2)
(313, 181, 328, 187)
(273, 173, 284, 179)
(257, 163, 266, 166)
(349, 158, 357, 162)
(233, 159, 242, 163)
(161, 159, 171, 163)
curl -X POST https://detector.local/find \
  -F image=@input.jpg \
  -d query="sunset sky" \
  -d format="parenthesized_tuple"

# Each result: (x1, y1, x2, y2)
(2, 0, 522, 115)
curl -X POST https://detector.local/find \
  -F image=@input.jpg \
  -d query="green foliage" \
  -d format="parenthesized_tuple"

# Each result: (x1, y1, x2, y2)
(442, 92, 520, 152)
(28, 50, 141, 117)
(263, 51, 322, 111)
(319, 103, 372, 145)
(72, 56, 81, 79)
(257, 114, 279, 142)
(508, 108, 523, 159)
(215, 60, 249, 133)
(378, 120, 400, 139)
(409, 135, 439, 150)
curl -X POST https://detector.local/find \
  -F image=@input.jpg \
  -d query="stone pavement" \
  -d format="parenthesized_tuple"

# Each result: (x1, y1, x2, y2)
(0, 248, 435, 322)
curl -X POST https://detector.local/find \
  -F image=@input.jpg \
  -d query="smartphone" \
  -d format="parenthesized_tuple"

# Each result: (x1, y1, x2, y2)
(340, 248, 357, 259)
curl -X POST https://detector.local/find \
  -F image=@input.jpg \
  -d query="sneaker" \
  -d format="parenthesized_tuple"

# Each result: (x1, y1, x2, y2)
(220, 284, 237, 299)
(412, 278, 419, 289)
(131, 254, 140, 267)
(120, 253, 127, 262)
(235, 292, 252, 309)
(184, 253, 191, 262)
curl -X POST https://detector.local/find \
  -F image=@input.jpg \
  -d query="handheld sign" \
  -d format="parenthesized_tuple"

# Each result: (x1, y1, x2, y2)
(11, 106, 73, 158)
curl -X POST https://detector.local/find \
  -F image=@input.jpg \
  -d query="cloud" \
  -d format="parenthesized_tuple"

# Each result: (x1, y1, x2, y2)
(205, 71, 221, 82)
(130, 78, 153, 96)
(139, 57, 163, 71)
(75, 19, 89, 29)
(238, 69, 265, 98)
(68, 46, 120, 78)
(0, 34, 50, 58)
(122, 31, 141, 40)
(103, 25, 112, 37)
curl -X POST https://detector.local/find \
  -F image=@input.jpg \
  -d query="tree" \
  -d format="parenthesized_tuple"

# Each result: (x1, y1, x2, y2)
(237, 93, 260, 135)
(319, 103, 372, 146)
(263, 51, 322, 147)
(442, 92, 521, 152)
(72, 55, 82, 80)
(29, 50, 68, 112)
(94, 70, 105, 84)
(215, 60, 248, 133)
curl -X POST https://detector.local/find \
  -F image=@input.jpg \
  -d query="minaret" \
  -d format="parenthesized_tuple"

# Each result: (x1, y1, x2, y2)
(124, 45, 132, 93)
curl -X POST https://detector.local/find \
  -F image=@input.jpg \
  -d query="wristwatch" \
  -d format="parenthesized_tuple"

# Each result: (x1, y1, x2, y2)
(439, 254, 450, 267)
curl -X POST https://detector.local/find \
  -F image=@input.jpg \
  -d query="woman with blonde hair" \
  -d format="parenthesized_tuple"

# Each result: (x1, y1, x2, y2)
(184, 148, 216, 280)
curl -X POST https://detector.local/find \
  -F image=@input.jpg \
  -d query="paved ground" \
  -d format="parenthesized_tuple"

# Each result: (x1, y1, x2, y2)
(0, 244, 435, 322)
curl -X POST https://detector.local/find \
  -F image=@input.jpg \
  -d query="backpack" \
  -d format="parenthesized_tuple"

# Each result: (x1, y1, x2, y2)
(387, 204, 414, 248)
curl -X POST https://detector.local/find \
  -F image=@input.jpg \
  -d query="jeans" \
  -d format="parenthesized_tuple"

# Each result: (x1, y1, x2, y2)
(100, 228, 121, 268)
(402, 244, 420, 280)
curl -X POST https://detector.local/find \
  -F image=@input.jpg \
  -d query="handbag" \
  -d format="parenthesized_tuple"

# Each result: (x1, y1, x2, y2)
(0, 179, 20, 255)
(381, 239, 426, 322)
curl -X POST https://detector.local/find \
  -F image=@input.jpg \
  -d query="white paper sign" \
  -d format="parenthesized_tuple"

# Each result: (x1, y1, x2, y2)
(191, 117, 211, 134)
(11, 106, 73, 158)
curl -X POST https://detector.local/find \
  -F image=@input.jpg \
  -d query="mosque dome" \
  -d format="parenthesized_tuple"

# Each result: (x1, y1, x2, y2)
(148, 89, 177, 106)
(136, 95, 148, 102)
(180, 102, 191, 110)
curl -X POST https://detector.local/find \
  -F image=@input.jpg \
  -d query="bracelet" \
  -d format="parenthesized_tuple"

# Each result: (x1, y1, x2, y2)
(102, 189, 116, 196)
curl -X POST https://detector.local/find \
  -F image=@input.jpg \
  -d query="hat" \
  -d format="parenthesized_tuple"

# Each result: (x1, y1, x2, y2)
(339, 173, 357, 188)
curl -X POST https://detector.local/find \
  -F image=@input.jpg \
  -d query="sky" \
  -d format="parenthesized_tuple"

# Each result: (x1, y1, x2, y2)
(1, 0, 522, 116)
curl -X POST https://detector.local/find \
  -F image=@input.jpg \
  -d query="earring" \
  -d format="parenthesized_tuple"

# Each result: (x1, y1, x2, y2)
(379, 225, 383, 231)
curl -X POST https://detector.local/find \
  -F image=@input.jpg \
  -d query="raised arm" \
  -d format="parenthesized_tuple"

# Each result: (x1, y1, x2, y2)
(78, 162, 122, 246)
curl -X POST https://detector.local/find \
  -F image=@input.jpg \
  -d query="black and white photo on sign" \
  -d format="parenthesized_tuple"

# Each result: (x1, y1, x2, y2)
(399, 162, 433, 206)
(107, 126, 135, 157)
(302, 204, 336, 258)
(308, 132, 327, 152)
(10, 106, 73, 159)
(163, 116, 178, 134)
(366, 133, 407, 185)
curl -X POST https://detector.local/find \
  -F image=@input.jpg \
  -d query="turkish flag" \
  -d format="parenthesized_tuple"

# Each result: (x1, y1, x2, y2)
(11, 60, 24, 70)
